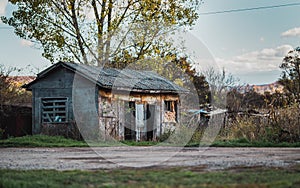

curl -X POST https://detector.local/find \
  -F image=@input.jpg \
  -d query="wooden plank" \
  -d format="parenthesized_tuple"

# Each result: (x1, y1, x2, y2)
(42, 111, 67, 114)
(42, 105, 66, 109)
(46, 113, 52, 122)
(42, 99, 67, 103)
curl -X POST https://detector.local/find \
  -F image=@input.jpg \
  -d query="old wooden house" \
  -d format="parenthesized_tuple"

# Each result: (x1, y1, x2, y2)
(24, 61, 187, 141)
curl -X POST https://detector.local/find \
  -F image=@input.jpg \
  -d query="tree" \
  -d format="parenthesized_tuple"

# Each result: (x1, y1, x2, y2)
(121, 55, 210, 106)
(168, 56, 210, 105)
(279, 47, 300, 101)
(0, 65, 32, 108)
(202, 67, 240, 108)
(2, 0, 201, 66)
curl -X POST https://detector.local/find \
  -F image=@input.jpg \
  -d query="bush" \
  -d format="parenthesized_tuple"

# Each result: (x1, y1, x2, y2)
(220, 105, 300, 143)
(41, 121, 82, 140)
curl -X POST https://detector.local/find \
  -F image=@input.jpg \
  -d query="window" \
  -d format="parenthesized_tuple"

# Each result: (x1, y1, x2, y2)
(164, 101, 176, 112)
(164, 100, 178, 122)
(41, 98, 68, 123)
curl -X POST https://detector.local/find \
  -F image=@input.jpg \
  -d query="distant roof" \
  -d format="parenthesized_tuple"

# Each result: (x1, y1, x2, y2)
(24, 61, 188, 94)
(8, 76, 36, 85)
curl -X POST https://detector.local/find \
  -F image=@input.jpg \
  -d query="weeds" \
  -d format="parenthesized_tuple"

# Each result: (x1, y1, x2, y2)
(1, 166, 300, 188)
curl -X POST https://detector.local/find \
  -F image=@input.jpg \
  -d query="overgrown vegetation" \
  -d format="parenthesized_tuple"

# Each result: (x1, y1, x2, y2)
(41, 122, 83, 141)
(1, 166, 300, 188)
(1, 134, 300, 148)
(0, 135, 88, 147)
(0, 65, 32, 139)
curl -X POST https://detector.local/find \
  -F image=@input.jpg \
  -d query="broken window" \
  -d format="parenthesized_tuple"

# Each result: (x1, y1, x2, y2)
(164, 100, 177, 122)
(165, 101, 174, 112)
(41, 98, 68, 123)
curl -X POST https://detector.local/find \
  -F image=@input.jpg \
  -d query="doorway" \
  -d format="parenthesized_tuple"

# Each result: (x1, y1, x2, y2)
(124, 102, 136, 140)
(146, 104, 156, 141)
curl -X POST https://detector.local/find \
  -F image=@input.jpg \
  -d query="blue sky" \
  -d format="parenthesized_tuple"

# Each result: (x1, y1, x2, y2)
(1, 0, 300, 84)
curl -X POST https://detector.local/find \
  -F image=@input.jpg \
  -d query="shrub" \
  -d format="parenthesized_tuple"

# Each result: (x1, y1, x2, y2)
(41, 121, 82, 140)
(220, 105, 300, 143)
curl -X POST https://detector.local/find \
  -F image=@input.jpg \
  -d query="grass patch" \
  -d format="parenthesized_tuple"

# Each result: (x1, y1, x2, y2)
(210, 138, 300, 147)
(1, 135, 300, 148)
(120, 140, 158, 146)
(187, 138, 300, 147)
(1, 166, 300, 188)
(0, 135, 88, 147)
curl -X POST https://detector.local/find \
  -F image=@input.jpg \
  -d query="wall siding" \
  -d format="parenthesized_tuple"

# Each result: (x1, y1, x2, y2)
(29, 66, 181, 141)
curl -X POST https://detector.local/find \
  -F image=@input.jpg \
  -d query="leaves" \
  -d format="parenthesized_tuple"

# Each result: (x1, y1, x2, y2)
(279, 47, 300, 101)
(2, 0, 201, 66)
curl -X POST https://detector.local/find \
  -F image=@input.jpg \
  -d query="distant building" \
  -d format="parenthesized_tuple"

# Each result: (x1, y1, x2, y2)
(252, 82, 284, 95)
(237, 82, 284, 95)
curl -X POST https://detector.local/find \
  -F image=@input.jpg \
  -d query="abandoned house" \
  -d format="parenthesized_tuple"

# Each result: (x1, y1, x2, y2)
(23, 61, 188, 141)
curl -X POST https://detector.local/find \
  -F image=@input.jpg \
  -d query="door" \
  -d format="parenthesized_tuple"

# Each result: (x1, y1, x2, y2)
(146, 104, 156, 141)
(124, 102, 136, 140)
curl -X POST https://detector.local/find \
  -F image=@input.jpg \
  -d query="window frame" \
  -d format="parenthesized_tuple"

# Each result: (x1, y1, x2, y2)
(40, 97, 68, 124)
(164, 100, 178, 122)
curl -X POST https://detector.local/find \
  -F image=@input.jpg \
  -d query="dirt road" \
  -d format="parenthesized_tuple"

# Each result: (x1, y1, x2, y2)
(1, 147, 299, 171)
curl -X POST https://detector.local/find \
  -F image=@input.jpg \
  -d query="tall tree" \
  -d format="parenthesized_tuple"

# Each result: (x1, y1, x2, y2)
(279, 47, 300, 101)
(2, 0, 201, 66)
(202, 67, 240, 108)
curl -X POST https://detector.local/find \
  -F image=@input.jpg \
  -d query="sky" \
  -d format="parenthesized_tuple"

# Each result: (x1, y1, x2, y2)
(0, 0, 300, 85)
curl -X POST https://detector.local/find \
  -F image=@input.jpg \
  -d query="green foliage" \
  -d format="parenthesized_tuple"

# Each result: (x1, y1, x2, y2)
(210, 139, 300, 147)
(1, 166, 300, 188)
(0, 135, 88, 147)
(279, 47, 300, 102)
(1, 134, 300, 148)
(219, 104, 300, 144)
(2, 0, 202, 66)
(121, 140, 158, 146)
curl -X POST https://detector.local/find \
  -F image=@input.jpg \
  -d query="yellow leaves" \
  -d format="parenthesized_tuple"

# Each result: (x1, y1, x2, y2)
(154, 47, 160, 54)
(68, 4, 72, 10)
(174, 78, 184, 87)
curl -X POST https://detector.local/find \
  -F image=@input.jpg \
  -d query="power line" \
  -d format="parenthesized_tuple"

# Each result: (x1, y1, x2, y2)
(199, 2, 300, 15)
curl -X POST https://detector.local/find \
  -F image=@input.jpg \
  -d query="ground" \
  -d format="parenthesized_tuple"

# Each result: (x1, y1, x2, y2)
(1, 147, 299, 170)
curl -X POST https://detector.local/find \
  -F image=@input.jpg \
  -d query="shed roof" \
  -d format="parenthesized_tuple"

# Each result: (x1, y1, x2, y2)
(24, 61, 188, 94)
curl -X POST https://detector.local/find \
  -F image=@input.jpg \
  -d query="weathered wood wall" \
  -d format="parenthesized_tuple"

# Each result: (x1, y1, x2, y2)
(99, 90, 180, 141)
(29, 66, 181, 141)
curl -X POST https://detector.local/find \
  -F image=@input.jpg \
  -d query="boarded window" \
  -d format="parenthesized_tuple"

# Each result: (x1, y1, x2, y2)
(41, 98, 68, 123)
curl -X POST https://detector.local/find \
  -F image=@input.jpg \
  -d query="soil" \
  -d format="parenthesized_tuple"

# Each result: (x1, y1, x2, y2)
(0, 147, 299, 171)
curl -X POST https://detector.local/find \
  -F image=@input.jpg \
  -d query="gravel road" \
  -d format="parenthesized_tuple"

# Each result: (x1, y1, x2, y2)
(1, 147, 300, 171)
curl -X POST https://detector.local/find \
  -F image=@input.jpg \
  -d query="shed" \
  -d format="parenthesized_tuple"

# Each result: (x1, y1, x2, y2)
(24, 61, 188, 141)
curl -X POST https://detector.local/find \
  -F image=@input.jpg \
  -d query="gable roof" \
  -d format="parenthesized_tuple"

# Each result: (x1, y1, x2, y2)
(24, 61, 188, 94)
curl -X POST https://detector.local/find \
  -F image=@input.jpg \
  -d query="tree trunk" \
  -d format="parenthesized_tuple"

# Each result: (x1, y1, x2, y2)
(70, 1, 88, 64)
(105, 0, 113, 66)
(92, 0, 107, 66)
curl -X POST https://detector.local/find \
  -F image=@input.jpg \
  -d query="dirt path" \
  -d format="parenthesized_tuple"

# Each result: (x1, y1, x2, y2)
(1, 147, 300, 171)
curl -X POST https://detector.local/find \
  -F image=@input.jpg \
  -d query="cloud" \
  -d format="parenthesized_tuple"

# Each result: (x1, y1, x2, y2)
(216, 45, 293, 74)
(0, 0, 8, 23)
(20, 39, 33, 47)
(281, 27, 300, 37)
(0, 0, 8, 16)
